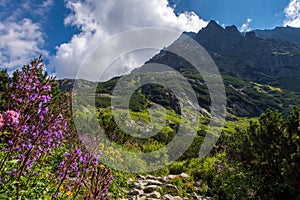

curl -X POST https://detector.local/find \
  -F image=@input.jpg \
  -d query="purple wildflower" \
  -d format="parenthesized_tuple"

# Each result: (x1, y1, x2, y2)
(53, 193, 58, 198)
(12, 169, 17, 176)
(64, 152, 71, 157)
(42, 85, 51, 91)
(25, 85, 31, 91)
(75, 148, 82, 156)
(21, 125, 29, 132)
(29, 93, 38, 101)
(42, 107, 49, 115)
(40, 95, 51, 103)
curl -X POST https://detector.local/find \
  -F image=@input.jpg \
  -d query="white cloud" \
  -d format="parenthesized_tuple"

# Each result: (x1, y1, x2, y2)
(0, 0, 54, 71)
(51, 0, 208, 80)
(1, 0, 54, 22)
(284, 0, 300, 27)
(240, 18, 252, 32)
(0, 19, 46, 70)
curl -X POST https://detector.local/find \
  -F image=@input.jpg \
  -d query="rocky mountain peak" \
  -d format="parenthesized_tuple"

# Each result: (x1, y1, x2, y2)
(245, 31, 258, 39)
(194, 20, 243, 51)
(225, 25, 240, 33)
(204, 20, 224, 31)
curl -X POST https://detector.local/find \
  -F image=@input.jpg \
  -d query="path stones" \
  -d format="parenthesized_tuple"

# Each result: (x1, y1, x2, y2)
(146, 179, 163, 186)
(129, 188, 143, 195)
(138, 175, 146, 180)
(180, 173, 189, 179)
(162, 194, 173, 200)
(121, 173, 212, 200)
(134, 180, 148, 189)
(144, 185, 161, 193)
(146, 174, 157, 179)
(147, 191, 161, 198)
(167, 174, 177, 180)
(162, 194, 183, 200)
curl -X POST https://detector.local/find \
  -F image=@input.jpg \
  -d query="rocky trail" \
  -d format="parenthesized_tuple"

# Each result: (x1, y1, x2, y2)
(117, 174, 212, 200)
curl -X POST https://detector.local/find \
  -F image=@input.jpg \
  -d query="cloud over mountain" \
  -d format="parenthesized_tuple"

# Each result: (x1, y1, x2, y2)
(284, 0, 300, 27)
(240, 18, 252, 32)
(51, 0, 207, 80)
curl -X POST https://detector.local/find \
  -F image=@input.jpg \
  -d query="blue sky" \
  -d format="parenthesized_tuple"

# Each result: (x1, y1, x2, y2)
(0, 0, 299, 79)
(173, 0, 291, 29)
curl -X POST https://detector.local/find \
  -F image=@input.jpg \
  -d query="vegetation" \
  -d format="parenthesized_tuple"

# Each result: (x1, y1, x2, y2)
(1, 56, 300, 199)
(94, 79, 300, 199)
(224, 108, 300, 199)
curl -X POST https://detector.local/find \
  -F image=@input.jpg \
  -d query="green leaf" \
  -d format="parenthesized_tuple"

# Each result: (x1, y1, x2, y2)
(0, 193, 9, 199)
(0, 132, 10, 136)
(8, 159, 18, 164)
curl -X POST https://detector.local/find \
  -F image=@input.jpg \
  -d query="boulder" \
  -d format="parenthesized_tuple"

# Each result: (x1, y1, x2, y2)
(145, 179, 163, 186)
(147, 191, 161, 199)
(162, 194, 174, 200)
(129, 188, 143, 196)
(180, 173, 189, 178)
(144, 185, 161, 193)
(146, 174, 157, 180)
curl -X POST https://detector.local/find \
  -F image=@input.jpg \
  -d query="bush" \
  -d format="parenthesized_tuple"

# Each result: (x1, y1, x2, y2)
(226, 108, 300, 199)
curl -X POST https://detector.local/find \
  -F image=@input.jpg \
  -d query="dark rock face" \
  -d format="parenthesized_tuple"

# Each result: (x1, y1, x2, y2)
(156, 20, 300, 92)
(141, 20, 300, 116)
(192, 21, 300, 90)
(194, 21, 243, 51)
(254, 26, 300, 47)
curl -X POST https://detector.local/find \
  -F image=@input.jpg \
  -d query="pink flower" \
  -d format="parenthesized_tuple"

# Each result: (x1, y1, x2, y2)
(0, 114, 4, 129)
(4, 110, 20, 126)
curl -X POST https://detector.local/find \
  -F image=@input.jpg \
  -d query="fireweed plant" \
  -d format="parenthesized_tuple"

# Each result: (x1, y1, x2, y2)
(0, 58, 113, 199)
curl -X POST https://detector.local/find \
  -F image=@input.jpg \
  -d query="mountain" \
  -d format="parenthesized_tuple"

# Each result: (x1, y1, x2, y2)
(135, 20, 300, 116)
(254, 26, 300, 48)
(60, 21, 300, 117)
(190, 21, 300, 93)
(58, 78, 97, 91)
(194, 20, 244, 51)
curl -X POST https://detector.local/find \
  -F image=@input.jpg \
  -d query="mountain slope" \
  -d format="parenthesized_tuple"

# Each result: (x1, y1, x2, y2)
(136, 21, 300, 116)
(254, 26, 300, 48)
(60, 21, 300, 117)
(193, 21, 300, 93)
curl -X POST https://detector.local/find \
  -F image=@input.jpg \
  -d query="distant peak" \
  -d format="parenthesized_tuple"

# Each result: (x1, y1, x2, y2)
(245, 31, 258, 39)
(208, 20, 219, 25)
(207, 20, 223, 28)
(225, 25, 239, 33)
(246, 31, 256, 36)
(182, 31, 196, 39)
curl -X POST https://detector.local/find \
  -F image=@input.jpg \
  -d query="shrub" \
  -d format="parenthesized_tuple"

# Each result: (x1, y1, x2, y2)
(226, 108, 300, 199)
